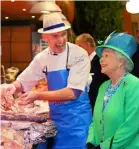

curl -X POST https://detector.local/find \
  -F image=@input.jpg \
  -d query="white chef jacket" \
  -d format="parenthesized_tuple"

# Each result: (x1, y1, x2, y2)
(86, 52, 96, 92)
(17, 42, 90, 92)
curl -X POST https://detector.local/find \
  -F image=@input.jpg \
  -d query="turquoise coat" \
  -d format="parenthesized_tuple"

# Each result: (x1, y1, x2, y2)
(87, 73, 139, 149)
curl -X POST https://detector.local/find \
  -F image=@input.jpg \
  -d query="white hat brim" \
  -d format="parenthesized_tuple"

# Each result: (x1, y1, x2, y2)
(38, 25, 71, 34)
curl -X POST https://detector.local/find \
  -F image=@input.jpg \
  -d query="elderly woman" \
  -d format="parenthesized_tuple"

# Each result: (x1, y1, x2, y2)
(87, 32, 139, 149)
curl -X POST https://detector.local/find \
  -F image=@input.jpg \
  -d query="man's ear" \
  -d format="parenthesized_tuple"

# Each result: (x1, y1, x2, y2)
(42, 34, 48, 42)
(86, 41, 91, 47)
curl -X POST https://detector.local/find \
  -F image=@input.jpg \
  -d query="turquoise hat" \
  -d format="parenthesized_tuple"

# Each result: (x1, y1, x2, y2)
(96, 32, 138, 69)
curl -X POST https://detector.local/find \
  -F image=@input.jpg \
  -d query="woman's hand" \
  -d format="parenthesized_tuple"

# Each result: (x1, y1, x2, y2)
(17, 91, 41, 105)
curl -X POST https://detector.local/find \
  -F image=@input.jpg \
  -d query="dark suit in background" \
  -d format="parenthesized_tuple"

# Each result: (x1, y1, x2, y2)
(132, 44, 139, 78)
(89, 55, 108, 112)
(75, 33, 109, 113)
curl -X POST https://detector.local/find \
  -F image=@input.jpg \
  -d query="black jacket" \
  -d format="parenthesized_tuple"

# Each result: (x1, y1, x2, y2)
(88, 55, 108, 112)
(132, 44, 139, 78)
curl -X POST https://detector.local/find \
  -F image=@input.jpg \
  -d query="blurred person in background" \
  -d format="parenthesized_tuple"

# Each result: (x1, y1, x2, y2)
(75, 33, 108, 112)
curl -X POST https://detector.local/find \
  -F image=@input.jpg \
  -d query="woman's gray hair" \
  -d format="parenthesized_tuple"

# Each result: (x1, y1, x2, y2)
(115, 51, 133, 72)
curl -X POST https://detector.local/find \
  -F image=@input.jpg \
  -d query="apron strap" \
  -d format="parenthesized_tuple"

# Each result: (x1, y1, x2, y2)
(66, 44, 70, 71)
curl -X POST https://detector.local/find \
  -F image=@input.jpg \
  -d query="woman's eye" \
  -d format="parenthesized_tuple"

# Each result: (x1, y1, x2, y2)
(102, 54, 108, 58)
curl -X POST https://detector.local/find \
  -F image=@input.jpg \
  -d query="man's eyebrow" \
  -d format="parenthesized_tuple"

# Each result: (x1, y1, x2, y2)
(63, 31, 67, 34)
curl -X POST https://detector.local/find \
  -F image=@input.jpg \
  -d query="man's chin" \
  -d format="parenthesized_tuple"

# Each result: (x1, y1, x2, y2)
(56, 47, 66, 53)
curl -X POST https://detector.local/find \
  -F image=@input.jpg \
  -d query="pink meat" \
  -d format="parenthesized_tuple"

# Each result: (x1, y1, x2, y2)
(1, 136, 24, 149)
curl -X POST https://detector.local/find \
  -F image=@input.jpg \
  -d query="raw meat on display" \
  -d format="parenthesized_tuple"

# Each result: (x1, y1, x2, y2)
(1, 112, 48, 123)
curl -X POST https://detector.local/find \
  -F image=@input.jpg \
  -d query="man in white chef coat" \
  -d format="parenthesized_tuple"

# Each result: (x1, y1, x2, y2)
(1, 13, 92, 149)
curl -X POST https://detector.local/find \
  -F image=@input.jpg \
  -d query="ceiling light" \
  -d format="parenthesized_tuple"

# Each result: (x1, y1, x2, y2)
(31, 16, 35, 19)
(11, 0, 15, 2)
(5, 17, 9, 20)
(39, 12, 66, 21)
(30, 2, 62, 13)
(126, 0, 139, 14)
(22, 9, 26, 11)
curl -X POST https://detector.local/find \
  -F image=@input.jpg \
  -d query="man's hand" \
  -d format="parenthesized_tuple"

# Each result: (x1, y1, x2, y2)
(0, 84, 16, 97)
(17, 91, 41, 105)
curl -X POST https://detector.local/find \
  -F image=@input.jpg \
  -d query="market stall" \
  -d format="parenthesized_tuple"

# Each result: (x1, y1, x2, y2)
(0, 80, 57, 149)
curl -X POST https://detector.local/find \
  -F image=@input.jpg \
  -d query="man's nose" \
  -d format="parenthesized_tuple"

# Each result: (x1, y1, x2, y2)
(58, 36, 65, 42)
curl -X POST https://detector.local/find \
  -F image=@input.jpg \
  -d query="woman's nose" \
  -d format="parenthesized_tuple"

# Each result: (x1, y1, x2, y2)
(100, 57, 103, 63)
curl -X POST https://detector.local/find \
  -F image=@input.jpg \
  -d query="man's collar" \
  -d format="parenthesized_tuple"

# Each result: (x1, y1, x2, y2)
(89, 51, 96, 61)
